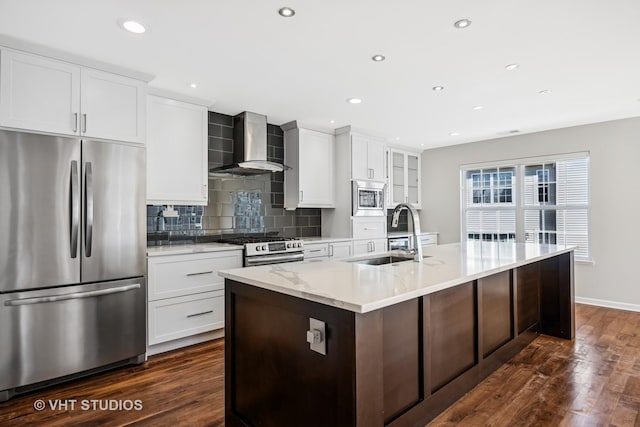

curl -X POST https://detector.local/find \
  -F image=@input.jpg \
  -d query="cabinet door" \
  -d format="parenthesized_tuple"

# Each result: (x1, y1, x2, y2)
(352, 240, 373, 255)
(80, 68, 145, 143)
(298, 129, 334, 207)
(367, 140, 385, 181)
(329, 241, 353, 258)
(390, 150, 406, 206)
(407, 153, 421, 208)
(0, 49, 80, 135)
(353, 238, 387, 255)
(351, 134, 369, 180)
(146, 96, 208, 205)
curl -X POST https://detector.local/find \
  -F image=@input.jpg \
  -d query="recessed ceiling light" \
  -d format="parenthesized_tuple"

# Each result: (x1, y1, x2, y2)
(432, 86, 444, 91)
(188, 83, 198, 88)
(539, 89, 552, 95)
(371, 54, 386, 62)
(509, 130, 520, 134)
(395, 137, 400, 141)
(329, 120, 335, 124)
(121, 20, 146, 34)
(472, 105, 484, 110)
(278, 7, 295, 17)
(420, 143, 425, 147)
(454, 19, 472, 29)
(505, 63, 520, 71)
(346, 97, 362, 104)
(449, 132, 461, 136)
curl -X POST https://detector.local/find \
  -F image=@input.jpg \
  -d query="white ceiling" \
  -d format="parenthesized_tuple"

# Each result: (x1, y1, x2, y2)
(1, 0, 639, 149)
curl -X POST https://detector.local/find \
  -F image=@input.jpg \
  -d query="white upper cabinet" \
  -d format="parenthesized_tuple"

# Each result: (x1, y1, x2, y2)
(80, 68, 145, 143)
(351, 134, 385, 181)
(146, 95, 208, 205)
(284, 123, 335, 209)
(0, 49, 80, 135)
(0, 48, 145, 144)
(386, 148, 422, 209)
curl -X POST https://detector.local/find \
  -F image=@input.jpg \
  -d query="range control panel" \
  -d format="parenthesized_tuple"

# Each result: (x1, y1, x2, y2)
(245, 239, 304, 256)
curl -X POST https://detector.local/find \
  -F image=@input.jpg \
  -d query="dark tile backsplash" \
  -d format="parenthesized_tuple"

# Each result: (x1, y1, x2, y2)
(387, 209, 409, 232)
(147, 111, 321, 246)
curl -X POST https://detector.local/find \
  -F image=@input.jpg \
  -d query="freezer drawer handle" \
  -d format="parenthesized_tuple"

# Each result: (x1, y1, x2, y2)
(85, 162, 94, 257)
(185, 271, 214, 277)
(186, 310, 213, 318)
(70, 160, 79, 258)
(4, 284, 141, 306)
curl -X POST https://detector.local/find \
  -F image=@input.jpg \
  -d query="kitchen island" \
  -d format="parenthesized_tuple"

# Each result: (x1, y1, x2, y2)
(220, 242, 574, 427)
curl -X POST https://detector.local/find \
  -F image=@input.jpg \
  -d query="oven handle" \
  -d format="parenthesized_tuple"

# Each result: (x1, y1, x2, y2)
(245, 252, 305, 266)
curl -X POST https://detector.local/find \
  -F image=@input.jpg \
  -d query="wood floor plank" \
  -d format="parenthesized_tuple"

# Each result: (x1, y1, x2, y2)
(1, 304, 640, 426)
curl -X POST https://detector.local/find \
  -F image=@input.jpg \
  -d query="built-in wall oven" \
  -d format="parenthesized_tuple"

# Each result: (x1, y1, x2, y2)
(352, 180, 386, 216)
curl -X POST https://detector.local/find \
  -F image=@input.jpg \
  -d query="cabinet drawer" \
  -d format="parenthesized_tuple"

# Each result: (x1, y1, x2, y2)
(352, 217, 386, 238)
(148, 251, 242, 301)
(305, 243, 329, 259)
(420, 234, 438, 246)
(148, 291, 224, 345)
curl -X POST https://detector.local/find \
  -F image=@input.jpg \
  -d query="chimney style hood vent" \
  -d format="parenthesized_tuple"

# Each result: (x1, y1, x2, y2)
(209, 111, 289, 177)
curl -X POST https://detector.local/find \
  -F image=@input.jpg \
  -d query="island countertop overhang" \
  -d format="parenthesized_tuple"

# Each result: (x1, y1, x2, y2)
(218, 242, 575, 313)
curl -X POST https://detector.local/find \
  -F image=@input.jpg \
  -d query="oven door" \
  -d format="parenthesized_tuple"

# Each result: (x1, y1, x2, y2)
(245, 252, 305, 267)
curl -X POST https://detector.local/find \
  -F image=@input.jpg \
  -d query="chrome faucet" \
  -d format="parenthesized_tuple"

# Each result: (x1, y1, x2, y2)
(391, 203, 423, 262)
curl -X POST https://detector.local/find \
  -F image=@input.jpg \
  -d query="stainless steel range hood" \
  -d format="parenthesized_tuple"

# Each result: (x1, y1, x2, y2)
(209, 111, 289, 176)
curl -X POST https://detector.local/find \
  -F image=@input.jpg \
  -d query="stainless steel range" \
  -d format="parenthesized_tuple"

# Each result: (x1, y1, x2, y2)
(219, 236, 305, 266)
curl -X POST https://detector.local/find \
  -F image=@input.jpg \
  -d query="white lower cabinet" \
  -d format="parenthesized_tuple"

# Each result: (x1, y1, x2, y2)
(420, 232, 438, 247)
(304, 240, 354, 261)
(146, 249, 242, 354)
(304, 242, 330, 259)
(330, 241, 353, 258)
(353, 238, 388, 256)
(148, 291, 224, 345)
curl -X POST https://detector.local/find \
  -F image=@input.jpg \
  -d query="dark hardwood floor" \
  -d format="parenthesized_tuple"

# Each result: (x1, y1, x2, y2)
(1, 304, 639, 426)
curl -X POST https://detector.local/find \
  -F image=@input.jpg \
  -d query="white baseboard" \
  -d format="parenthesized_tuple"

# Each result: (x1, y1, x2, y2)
(146, 329, 224, 357)
(575, 297, 640, 313)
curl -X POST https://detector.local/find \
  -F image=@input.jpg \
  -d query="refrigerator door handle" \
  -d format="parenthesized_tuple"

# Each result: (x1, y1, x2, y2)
(85, 161, 94, 257)
(4, 283, 141, 306)
(70, 161, 79, 258)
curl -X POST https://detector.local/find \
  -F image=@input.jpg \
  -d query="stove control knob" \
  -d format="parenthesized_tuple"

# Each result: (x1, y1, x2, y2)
(286, 243, 292, 248)
(256, 245, 261, 251)
(297, 242, 303, 248)
(262, 245, 267, 251)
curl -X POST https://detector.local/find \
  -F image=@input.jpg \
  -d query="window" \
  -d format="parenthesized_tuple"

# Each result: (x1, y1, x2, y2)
(461, 154, 590, 260)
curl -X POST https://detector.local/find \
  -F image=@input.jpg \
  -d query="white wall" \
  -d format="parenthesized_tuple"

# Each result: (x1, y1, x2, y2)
(420, 117, 640, 310)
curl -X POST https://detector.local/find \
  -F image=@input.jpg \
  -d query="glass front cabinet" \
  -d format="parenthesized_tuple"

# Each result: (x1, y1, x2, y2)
(386, 148, 422, 209)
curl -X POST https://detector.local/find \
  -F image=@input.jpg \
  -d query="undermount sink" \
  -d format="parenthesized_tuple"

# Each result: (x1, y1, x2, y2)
(348, 255, 415, 265)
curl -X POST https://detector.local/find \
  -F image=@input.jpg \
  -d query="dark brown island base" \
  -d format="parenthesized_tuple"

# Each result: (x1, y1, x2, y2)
(221, 243, 574, 427)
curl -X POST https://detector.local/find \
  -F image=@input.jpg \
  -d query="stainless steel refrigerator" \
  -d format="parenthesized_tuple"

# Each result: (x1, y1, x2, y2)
(0, 129, 146, 401)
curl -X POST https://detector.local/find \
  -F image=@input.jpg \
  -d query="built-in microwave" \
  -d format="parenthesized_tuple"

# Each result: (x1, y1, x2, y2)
(352, 180, 386, 216)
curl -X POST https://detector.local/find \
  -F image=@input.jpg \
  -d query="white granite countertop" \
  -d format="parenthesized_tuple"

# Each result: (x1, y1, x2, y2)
(147, 242, 243, 257)
(302, 236, 353, 244)
(387, 231, 439, 238)
(219, 242, 574, 313)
